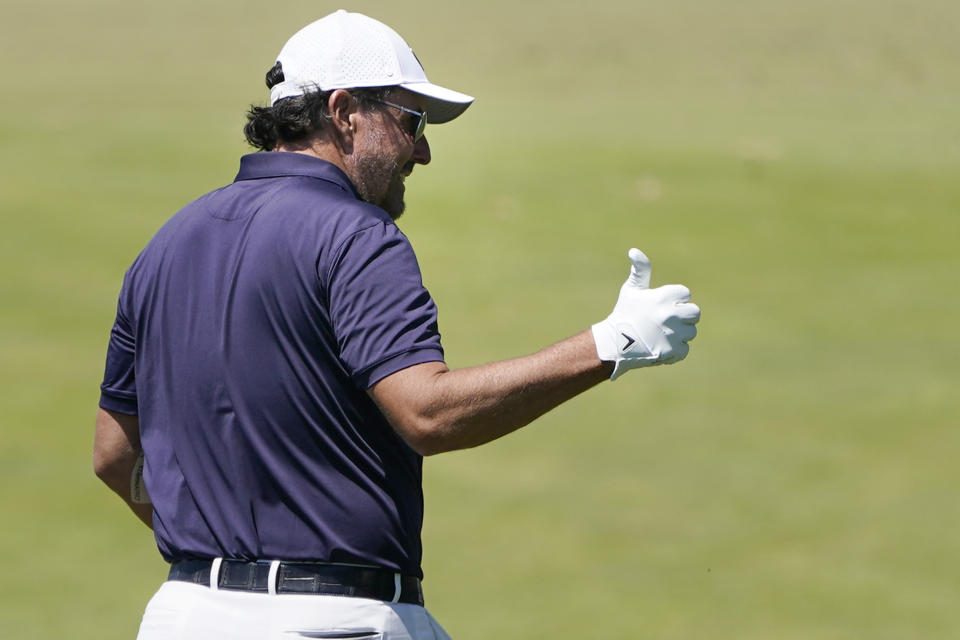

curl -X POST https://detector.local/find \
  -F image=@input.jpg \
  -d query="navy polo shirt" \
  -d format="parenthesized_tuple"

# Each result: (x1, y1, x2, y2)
(99, 152, 444, 578)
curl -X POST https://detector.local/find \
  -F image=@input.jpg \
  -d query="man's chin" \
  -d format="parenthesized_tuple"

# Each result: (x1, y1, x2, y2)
(383, 201, 406, 221)
(381, 181, 407, 220)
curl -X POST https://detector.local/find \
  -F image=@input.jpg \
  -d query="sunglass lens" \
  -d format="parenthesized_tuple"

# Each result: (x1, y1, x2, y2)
(415, 113, 427, 141)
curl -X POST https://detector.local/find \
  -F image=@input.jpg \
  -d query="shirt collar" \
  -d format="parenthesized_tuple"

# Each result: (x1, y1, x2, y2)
(234, 152, 358, 198)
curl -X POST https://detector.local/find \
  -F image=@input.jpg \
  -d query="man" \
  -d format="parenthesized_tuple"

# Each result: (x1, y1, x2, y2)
(94, 10, 700, 640)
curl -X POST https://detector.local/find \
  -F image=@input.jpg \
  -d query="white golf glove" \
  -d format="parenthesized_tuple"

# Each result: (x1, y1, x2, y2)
(591, 248, 701, 380)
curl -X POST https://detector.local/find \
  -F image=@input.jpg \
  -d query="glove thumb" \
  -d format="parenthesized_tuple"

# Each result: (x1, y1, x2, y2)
(626, 248, 651, 289)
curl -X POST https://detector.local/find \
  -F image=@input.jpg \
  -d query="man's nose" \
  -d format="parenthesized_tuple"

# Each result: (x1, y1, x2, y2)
(412, 135, 431, 165)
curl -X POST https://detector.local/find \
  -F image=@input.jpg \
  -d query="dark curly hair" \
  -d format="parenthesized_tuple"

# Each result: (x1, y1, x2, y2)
(244, 62, 392, 151)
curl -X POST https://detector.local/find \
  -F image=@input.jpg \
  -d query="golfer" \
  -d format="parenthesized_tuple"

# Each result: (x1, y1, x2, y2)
(93, 10, 700, 639)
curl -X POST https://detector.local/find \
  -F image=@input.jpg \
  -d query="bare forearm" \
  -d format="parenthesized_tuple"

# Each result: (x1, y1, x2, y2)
(93, 409, 154, 529)
(101, 453, 153, 529)
(422, 331, 610, 450)
(371, 330, 613, 455)
(129, 501, 153, 528)
(103, 474, 153, 528)
(95, 452, 154, 528)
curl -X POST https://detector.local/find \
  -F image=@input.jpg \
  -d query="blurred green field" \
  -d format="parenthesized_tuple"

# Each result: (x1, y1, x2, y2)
(2, 0, 959, 637)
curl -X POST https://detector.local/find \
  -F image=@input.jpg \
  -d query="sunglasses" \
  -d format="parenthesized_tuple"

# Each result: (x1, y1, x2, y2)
(371, 99, 427, 142)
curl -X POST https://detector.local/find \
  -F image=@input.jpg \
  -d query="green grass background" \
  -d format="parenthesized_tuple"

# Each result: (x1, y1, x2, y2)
(2, 0, 959, 637)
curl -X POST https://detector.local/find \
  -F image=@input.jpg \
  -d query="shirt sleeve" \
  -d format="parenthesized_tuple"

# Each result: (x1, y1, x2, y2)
(325, 222, 444, 389)
(99, 278, 139, 415)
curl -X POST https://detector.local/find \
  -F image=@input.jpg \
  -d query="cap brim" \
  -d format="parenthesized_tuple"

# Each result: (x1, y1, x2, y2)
(400, 82, 474, 124)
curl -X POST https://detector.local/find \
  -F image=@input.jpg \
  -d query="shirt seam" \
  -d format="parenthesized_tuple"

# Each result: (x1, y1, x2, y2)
(322, 220, 393, 356)
(354, 347, 445, 388)
(321, 219, 400, 308)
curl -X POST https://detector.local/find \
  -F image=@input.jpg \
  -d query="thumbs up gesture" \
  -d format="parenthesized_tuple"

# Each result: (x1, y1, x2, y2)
(591, 248, 701, 380)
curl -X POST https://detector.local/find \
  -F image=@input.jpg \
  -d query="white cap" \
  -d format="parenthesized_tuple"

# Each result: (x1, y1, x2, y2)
(270, 10, 474, 124)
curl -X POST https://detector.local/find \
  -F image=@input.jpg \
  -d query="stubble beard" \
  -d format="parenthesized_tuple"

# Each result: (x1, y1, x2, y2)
(347, 127, 408, 221)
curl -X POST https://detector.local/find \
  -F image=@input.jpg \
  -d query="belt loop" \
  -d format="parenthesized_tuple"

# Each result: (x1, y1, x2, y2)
(210, 557, 223, 591)
(268, 560, 281, 595)
(391, 573, 401, 603)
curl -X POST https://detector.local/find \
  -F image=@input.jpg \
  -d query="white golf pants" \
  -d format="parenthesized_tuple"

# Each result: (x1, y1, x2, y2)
(136, 581, 453, 640)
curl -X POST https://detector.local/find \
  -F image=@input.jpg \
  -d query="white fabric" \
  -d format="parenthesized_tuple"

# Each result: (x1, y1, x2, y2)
(137, 581, 453, 640)
(209, 558, 223, 590)
(267, 560, 280, 596)
(391, 573, 402, 603)
(130, 451, 150, 504)
(270, 10, 473, 124)
(592, 248, 701, 380)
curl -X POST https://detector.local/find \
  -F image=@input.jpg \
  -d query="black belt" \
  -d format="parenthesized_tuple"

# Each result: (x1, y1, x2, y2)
(168, 558, 424, 606)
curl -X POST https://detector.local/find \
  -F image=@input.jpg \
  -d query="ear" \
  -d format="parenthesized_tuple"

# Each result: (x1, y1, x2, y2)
(327, 89, 358, 146)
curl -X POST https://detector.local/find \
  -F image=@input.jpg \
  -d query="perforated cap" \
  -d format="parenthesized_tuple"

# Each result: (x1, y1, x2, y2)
(270, 10, 474, 124)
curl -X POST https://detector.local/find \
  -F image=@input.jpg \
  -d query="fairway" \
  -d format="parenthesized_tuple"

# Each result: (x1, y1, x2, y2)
(2, 0, 959, 638)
